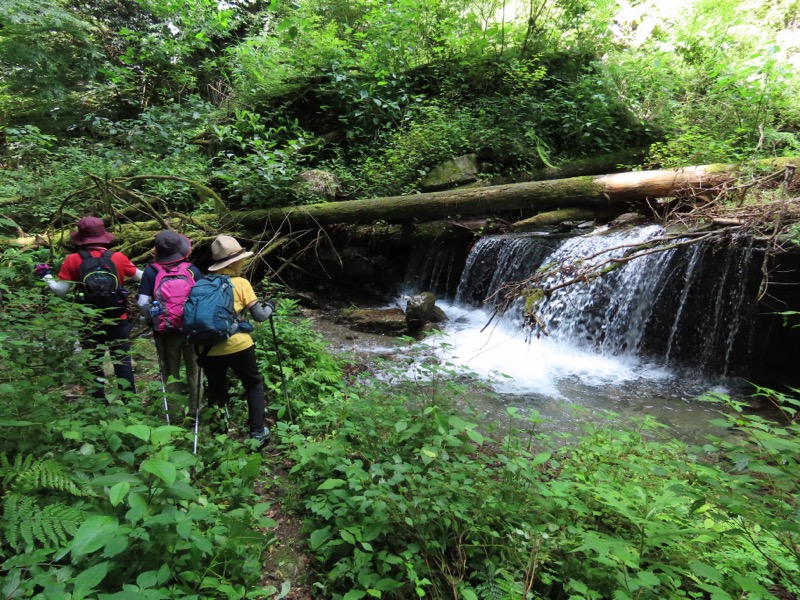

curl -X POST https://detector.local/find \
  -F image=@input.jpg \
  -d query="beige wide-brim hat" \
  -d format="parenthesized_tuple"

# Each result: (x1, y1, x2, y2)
(207, 235, 254, 271)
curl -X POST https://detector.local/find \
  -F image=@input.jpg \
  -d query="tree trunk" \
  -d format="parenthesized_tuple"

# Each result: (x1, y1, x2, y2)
(233, 157, 800, 229)
(511, 208, 618, 231)
(5, 157, 798, 249)
(489, 148, 647, 185)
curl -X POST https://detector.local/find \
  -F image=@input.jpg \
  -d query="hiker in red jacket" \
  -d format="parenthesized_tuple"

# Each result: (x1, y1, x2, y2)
(34, 217, 142, 400)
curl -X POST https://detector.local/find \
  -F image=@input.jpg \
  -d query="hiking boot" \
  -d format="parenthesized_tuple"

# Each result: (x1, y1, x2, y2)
(249, 426, 271, 449)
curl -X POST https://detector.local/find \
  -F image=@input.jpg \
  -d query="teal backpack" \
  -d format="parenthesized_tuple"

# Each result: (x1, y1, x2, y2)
(182, 275, 250, 347)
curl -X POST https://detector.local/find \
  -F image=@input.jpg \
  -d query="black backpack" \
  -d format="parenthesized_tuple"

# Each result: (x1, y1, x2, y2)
(77, 249, 125, 313)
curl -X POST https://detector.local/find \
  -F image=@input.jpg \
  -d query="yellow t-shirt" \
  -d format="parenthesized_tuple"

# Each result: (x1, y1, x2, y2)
(206, 268, 258, 357)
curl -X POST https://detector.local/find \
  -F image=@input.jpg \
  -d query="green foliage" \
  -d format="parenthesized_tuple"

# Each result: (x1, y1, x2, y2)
(210, 109, 313, 207)
(225, 15, 349, 105)
(0, 0, 104, 107)
(1, 453, 86, 496)
(267, 329, 800, 599)
(2, 494, 83, 551)
(602, 0, 800, 166)
(0, 251, 280, 598)
(252, 297, 345, 421)
(350, 101, 477, 196)
(2, 125, 58, 168)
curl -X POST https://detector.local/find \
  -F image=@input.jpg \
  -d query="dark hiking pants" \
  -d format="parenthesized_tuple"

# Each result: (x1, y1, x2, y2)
(200, 345, 265, 435)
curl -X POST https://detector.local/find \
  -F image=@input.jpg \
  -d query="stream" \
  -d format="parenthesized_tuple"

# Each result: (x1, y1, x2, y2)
(305, 300, 745, 444)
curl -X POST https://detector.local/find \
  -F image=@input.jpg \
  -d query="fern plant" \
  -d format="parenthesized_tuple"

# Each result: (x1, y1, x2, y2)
(1, 453, 88, 552)
(1, 453, 87, 496)
(2, 493, 83, 550)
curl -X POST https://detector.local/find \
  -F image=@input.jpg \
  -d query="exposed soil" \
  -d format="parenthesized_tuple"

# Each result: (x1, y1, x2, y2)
(258, 450, 316, 599)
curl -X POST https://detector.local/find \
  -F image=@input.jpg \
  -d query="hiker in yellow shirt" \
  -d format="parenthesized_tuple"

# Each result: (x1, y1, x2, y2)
(200, 235, 274, 447)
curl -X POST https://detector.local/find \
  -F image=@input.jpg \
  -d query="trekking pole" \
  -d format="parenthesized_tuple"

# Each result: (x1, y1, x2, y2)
(268, 314, 293, 422)
(193, 363, 202, 455)
(153, 338, 170, 425)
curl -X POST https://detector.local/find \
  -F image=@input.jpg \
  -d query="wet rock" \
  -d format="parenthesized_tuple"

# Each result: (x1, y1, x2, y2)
(292, 169, 341, 202)
(406, 292, 448, 335)
(336, 307, 408, 335)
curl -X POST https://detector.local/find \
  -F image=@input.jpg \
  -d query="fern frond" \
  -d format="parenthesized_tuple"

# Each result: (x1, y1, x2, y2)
(1, 492, 83, 551)
(2, 453, 85, 496)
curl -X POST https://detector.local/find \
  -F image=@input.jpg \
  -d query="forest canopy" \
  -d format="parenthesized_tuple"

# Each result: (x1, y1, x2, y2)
(1, 0, 799, 227)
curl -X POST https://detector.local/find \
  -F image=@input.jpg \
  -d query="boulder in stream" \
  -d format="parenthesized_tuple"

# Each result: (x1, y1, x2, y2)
(406, 292, 448, 335)
(336, 307, 408, 335)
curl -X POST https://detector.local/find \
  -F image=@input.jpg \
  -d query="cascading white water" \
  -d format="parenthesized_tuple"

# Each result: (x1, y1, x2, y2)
(397, 225, 762, 437)
(444, 225, 760, 377)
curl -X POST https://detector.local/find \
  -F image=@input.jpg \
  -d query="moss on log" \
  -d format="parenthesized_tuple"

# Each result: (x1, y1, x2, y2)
(4, 157, 799, 250)
(233, 158, 800, 229)
(512, 208, 618, 231)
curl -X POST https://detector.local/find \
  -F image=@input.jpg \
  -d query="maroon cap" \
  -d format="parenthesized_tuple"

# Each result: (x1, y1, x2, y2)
(69, 217, 115, 246)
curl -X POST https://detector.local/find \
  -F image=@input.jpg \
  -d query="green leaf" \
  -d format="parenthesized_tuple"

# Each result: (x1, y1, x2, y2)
(460, 590, 478, 600)
(343, 591, 366, 600)
(70, 516, 120, 559)
(341, 529, 356, 544)
(0, 419, 35, 426)
(150, 425, 183, 446)
(72, 561, 109, 599)
(126, 424, 151, 441)
(466, 428, 484, 445)
(373, 578, 402, 591)
(318, 478, 346, 490)
(310, 527, 331, 550)
(532, 451, 551, 465)
(136, 569, 160, 589)
(732, 574, 771, 595)
(126, 492, 148, 524)
(102, 534, 129, 558)
(108, 481, 130, 506)
(141, 459, 177, 486)
(690, 561, 723, 583)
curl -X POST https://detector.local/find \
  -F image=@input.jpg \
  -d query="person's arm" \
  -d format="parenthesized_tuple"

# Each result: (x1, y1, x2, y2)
(43, 274, 72, 297)
(248, 299, 274, 323)
(137, 294, 152, 321)
(113, 251, 142, 284)
(34, 263, 72, 297)
(136, 267, 156, 321)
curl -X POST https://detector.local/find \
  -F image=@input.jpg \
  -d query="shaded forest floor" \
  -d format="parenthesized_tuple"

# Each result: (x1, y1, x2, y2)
(128, 333, 318, 599)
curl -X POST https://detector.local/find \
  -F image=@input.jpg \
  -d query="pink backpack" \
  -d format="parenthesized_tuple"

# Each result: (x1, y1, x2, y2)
(152, 262, 195, 333)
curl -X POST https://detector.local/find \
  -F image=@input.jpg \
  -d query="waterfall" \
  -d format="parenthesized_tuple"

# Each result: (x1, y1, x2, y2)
(411, 225, 764, 378)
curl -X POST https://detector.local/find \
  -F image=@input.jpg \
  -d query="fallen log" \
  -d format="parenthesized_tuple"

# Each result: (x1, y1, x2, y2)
(489, 148, 647, 185)
(232, 157, 800, 229)
(511, 208, 619, 231)
(4, 157, 799, 250)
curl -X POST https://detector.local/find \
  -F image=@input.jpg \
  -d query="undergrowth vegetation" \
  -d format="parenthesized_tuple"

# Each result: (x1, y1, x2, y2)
(2, 0, 800, 593)
(1, 249, 799, 598)
(272, 346, 800, 599)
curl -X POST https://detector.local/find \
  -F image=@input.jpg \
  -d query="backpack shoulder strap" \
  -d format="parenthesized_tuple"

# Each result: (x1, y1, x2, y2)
(77, 249, 90, 261)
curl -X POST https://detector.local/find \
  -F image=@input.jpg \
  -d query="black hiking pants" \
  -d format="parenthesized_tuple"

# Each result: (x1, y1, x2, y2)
(83, 318, 135, 400)
(200, 345, 265, 435)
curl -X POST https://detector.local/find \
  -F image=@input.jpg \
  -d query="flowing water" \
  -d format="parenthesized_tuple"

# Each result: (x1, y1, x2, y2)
(314, 225, 764, 442)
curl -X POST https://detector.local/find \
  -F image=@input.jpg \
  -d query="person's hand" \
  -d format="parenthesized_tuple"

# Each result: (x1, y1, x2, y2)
(34, 263, 52, 278)
(262, 298, 275, 312)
